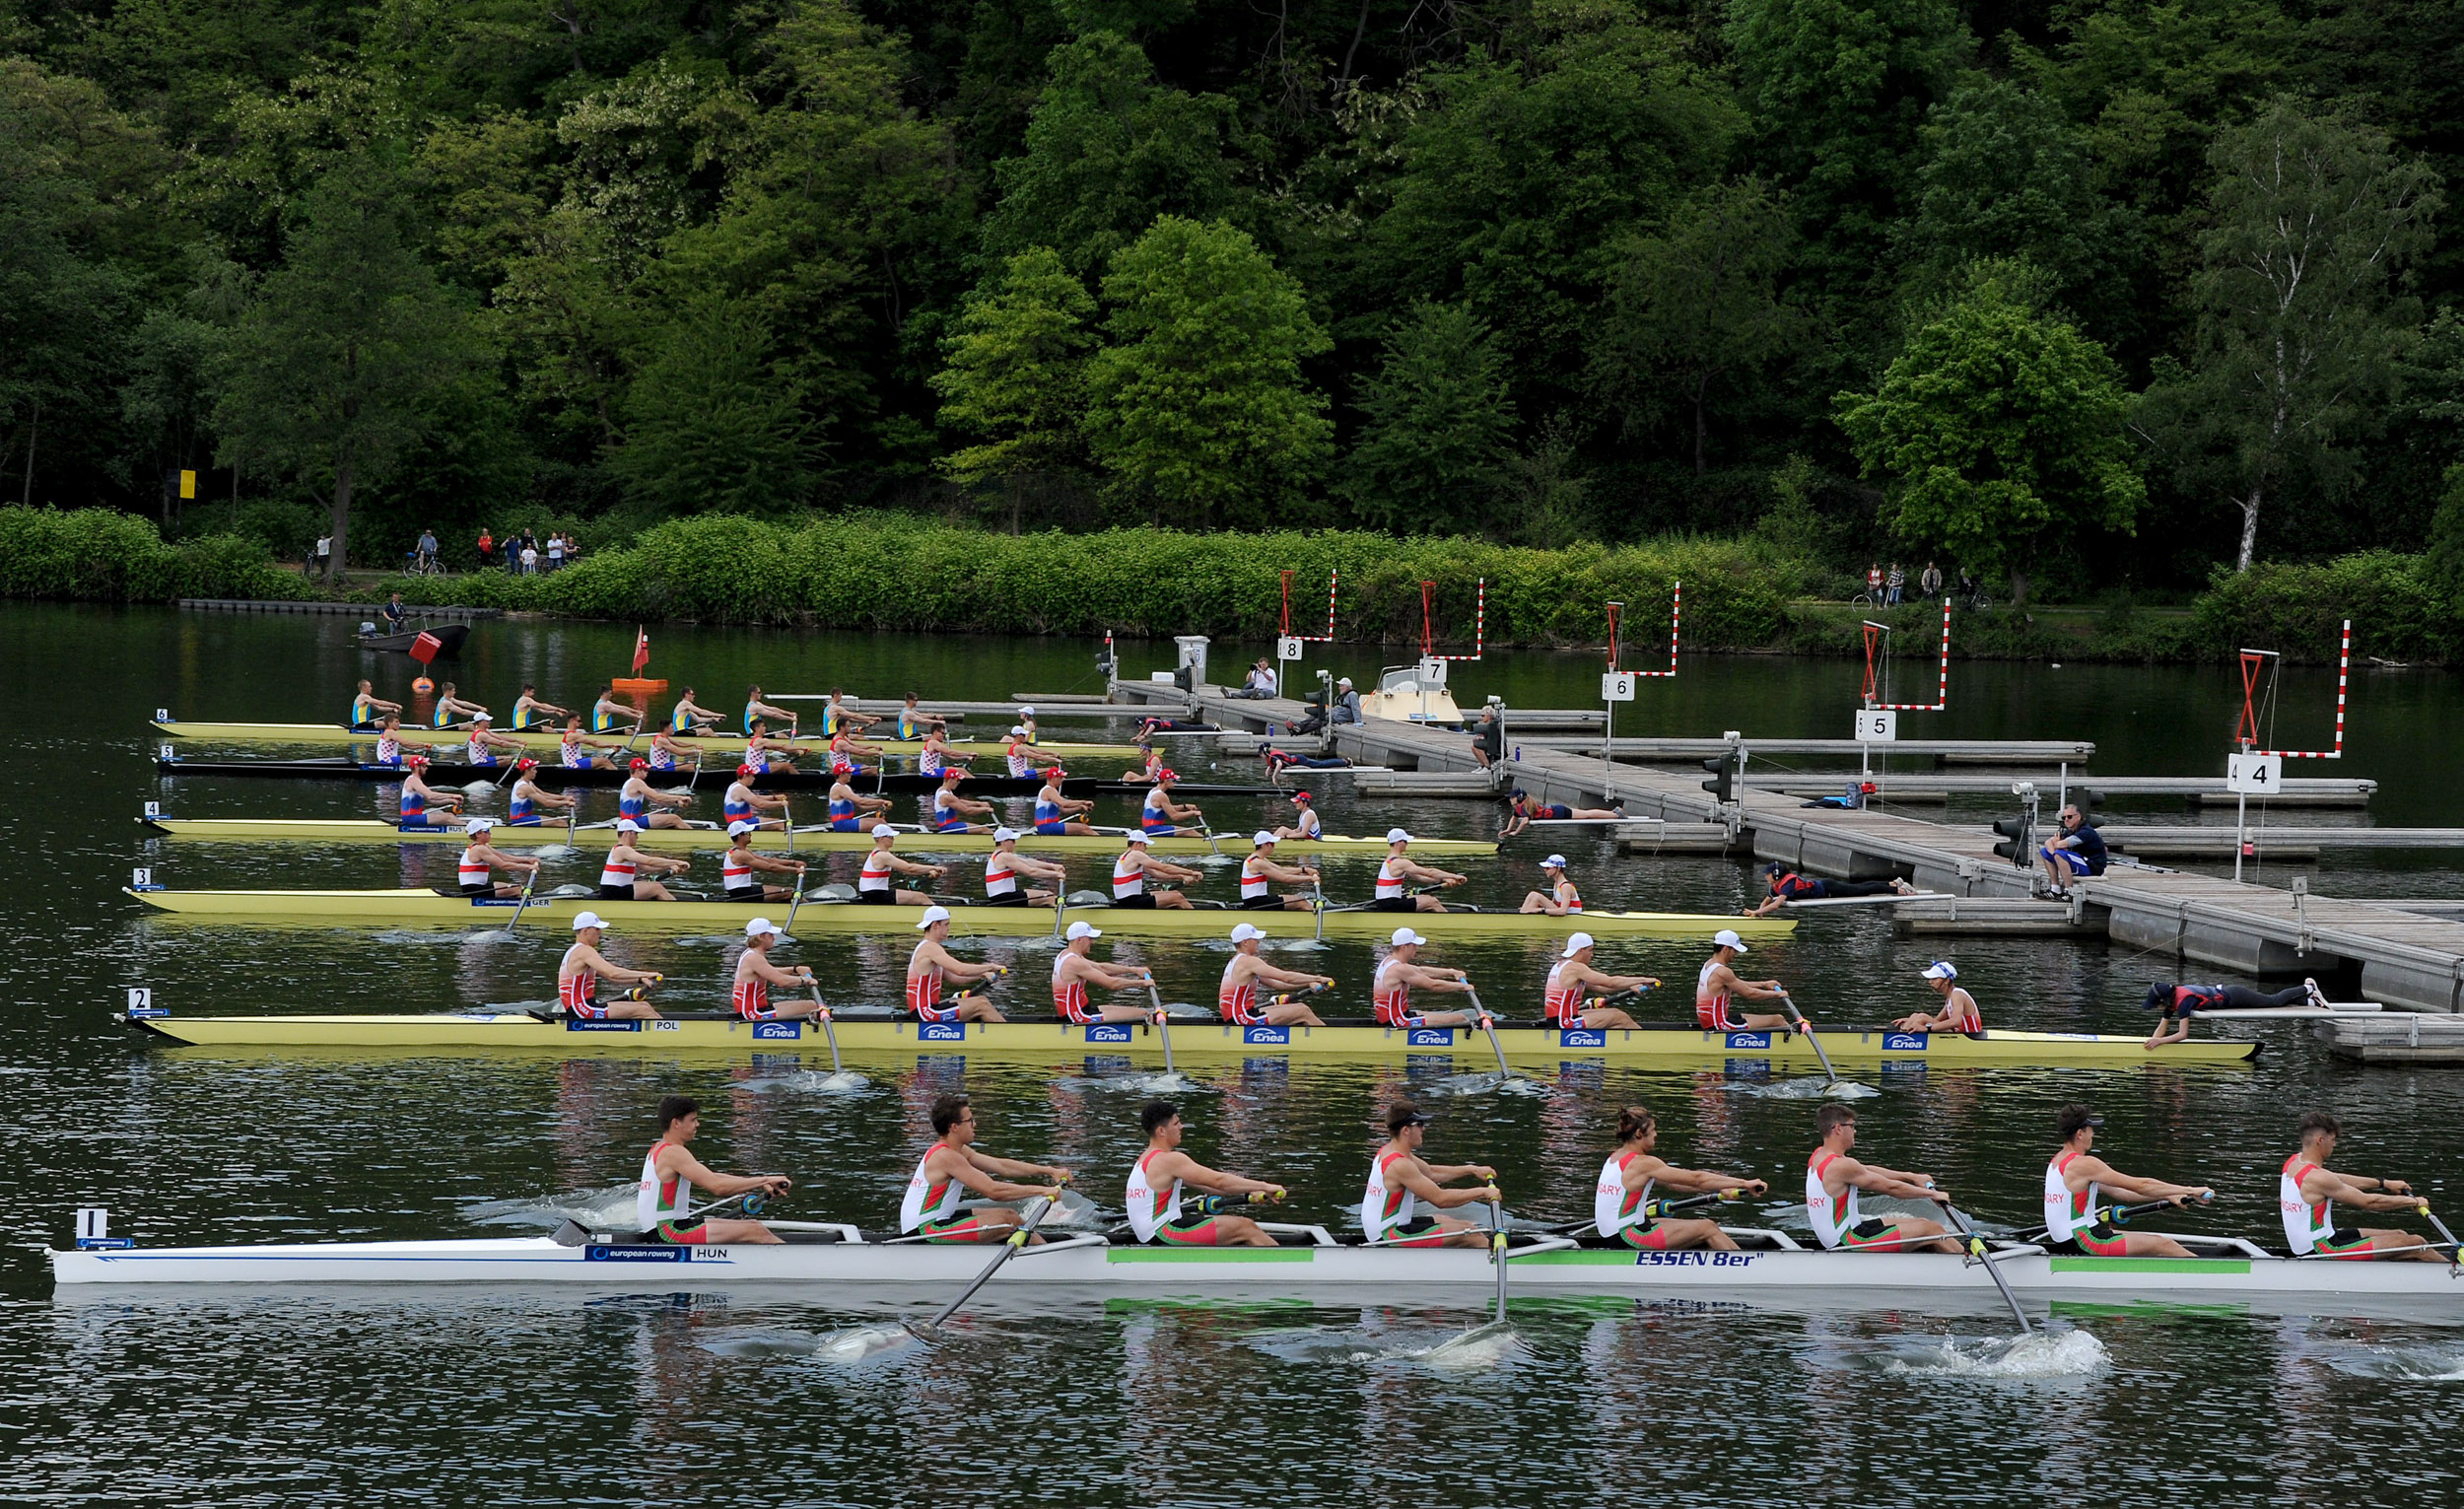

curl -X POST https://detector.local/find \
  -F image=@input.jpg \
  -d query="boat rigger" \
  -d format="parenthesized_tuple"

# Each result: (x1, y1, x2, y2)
(153, 720, 1135, 762)
(138, 817, 1498, 857)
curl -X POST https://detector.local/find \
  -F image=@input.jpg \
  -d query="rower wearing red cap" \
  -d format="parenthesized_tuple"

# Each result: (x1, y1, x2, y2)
(619, 760, 695, 829)
(1139, 770, 1207, 837)
(1271, 789, 1323, 842)
(505, 758, 574, 826)
(396, 756, 467, 830)
(1034, 767, 1100, 835)
(723, 765, 789, 831)
(924, 768, 994, 834)
(826, 764, 894, 832)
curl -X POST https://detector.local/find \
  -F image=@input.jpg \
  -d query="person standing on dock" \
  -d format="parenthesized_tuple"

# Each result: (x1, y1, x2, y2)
(1052, 921, 1159, 1021)
(1239, 833, 1321, 911)
(1745, 862, 1917, 918)
(667, 687, 723, 735)
(742, 684, 799, 737)
(1110, 833, 1202, 910)
(1597, 1104, 1766, 1251)
(1807, 1104, 1957, 1253)
(720, 824, 806, 904)
(1273, 789, 1323, 842)
(1374, 927, 1479, 1028)
(1369, 830, 1469, 913)
(454, 819, 537, 898)
(505, 759, 574, 826)
(907, 906, 1007, 1022)
(860, 826, 948, 906)
(2043, 1105, 2214, 1258)
(2037, 803, 2108, 896)
(2280, 1112, 2447, 1262)
(1363, 1101, 1501, 1249)
(1545, 933, 1658, 1031)
(825, 764, 894, 833)
(1890, 962, 1983, 1034)
(619, 759, 695, 829)
(900, 1094, 1072, 1244)
(559, 913, 662, 1021)
(511, 684, 567, 731)
(350, 681, 403, 730)
(2142, 978, 2327, 1047)
(1127, 1100, 1286, 1248)
(731, 918, 824, 1020)
(1219, 923, 1331, 1025)
(1139, 771, 1209, 838)
(1519, 856, 1584, 915)
(1695, 929, 1800, 1033)
(985, 828, 1064, 907)
(924, 769, 995, 834)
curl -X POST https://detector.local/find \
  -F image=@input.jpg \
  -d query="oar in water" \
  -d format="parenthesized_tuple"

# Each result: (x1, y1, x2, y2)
(904, 1195, 1057, 1342)
(1462, 987, 1513, 1081)
(1143, 978, 1179, 1079)
(1485, 1190, 1510, 1328)
(1934, 1188, 2031, 1336)
(807, 981, 849, 1077)
(1312, 872, 1325, 942)
(783, 798, 793, 857)
(1779, 994, 1840, 1088)
(494, 865, 542, 935)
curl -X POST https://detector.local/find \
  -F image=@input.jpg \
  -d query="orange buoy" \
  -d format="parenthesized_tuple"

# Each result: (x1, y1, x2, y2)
(412, 675, 435, 695)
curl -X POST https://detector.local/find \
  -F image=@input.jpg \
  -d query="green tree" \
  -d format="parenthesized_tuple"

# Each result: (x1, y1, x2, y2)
(211, 171, 489, 582)
(1834, 265, 2143, 602)
(2139, 101, 2442, 571)
(1342, 302, 1517, 535)
(609, 295, 811, 514)
(1082, 217, 1332, 527)
(931, 247, 1097, 505)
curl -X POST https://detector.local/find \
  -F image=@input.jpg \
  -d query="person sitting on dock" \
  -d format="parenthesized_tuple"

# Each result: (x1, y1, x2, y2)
(1597, 1104, 1766, 1251)
(1364, 1101, 1502, 1249)
(599, 819, 691, 901)
(1501, 789, 1624, 838)
(588, 682, 643, 735)
(1696, 928, 1802, 1033)
(1519, 855, 1584, 915)
(512, 684, 567, 731)
(924, 769, 995, 835)
(900, 1093, 1072, 1244)
(371, 716, 433, 769)
(429, 682, 488, 728)
(1218, 922, 1332, 1025)
(908, 906, 1008, 1022)
(742, 684, 799, 736)
(1891, 961, 1983, 1034)
(1111, 833, 1202, 910)
(2281, 1111, 2447, 1262)
(1375, 927, 1479, 1028)
(1273, 789, 1324, 842)
(826, 764, 894, 833)
(1053, 920, 1158, 1021)
(2143, 979, 2328, 1048)
(985, 828, 1063, 907)
(721, 824, 806, 904)
(1745, 862, 1918, 918)
(1240, 833, 1321, 911)
(1546, 933, 1658, 1031)
(619, 759, 694, 830)
(558, 717, 624, 770)
(667, 687, 723, 735)
(732, 917, 823, 1019)
(1370, 830, 1468, 913)
(1140, 772, 1209, 837)
(640, 1095, 785, 1244)
(2038, 803, 2108, 896)
(1331, 677, 1363, 725)
(464, 714, 524, 769)
(820, 689, 877, 737)
(860, 826, 947, 906)
(1807, 1104, 1958, 1253)
(454, 819, 537, 898)
(724, 764, 791, 833)
(1128, 1100, 1286, 1248)
(1470, 705, 1503, 770)
(350, 680, 403, 730)
(505, 759, 574, 826)
(397, 756, 466, 830)
(2043, 1104, 2214, 1258)
(560, 912, 662, 1021)
(896, 694, 946, 740)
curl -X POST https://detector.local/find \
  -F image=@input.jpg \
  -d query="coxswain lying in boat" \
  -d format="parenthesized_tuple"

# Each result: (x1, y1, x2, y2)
(1110, 833, 1202, 909)
(859, 825, 946, 905)
(825, 764, 893, 832)
(599, 819, 691, 901)
(511, 684, 567, 731)
(1033, 767, 1100, 836)
(732, 917, 823, 1019)
(2043, 1103, 2214, 1258)
(1745, 861, 1917, 918)
(505, 758, 576, 826)
(1271, 789, 1323, 842)
(1597, 1103, 1766, 1251)
(1891, 961, 1983, 1034)
(371, 716, 434, 769)
(985, 828, 1063, 906)
(1128, 1100, 1286, 1247)
(668, 686, 723, 735)
(463, 713, 524, 768)
(397, 756, 466, 830)
(559, 718, 624, 770)
(1239, 832, 1320, 911)
(1545, 932, 1657, 1031)
(430, 682, 488, 728)
(1519, 855, 1584, 915)
(349, 680, 404, 730)
(721, 823, 806, 903)
(908, 906, 1008, 1023)
(724, 765, 789, 832)
(1807, 1104, 1957, 1253)
(561, 912, 663, 1020)
(1696, 928, 1805, 1033)
(901, 1093, 1072, 1244)
(619, 759, 695, 829)
(1501, 789, 1624, 837)
(455, 819, 538, 898)
(924, 769, 994, 835)
(640, 1095, 787, 1245)
(2282, 1111, 2447, 1262)
(1052, 921, 1158, 1022)
(2142, 978, 2329, 1048)
(1138, 771, 1206, 836)
(1369, 829, 1467, 913)
(1220, 922, 1331, 1026)
(1375, 926, 1480, 1028)
(1364, 1100, 1501, 1249)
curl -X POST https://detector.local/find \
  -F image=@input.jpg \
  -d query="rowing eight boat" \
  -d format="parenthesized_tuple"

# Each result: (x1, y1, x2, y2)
(153, 760, 1278, 797)
(139, 818, 1498, 857)
(155, 720, 1135, 761)
(117, 1009, 2256, 1065)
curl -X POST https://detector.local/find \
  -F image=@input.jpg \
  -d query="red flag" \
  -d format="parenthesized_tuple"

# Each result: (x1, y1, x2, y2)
(632, 626, 650, 673)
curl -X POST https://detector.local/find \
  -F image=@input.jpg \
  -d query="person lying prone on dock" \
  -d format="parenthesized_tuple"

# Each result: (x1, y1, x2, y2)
(1745, 862, 1917, 918)
(2143, 979, 2328, 1048)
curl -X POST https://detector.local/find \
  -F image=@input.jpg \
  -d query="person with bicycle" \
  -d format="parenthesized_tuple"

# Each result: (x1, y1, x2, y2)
(414, 527, 440, 574)
(1865, 564, 1882, 602)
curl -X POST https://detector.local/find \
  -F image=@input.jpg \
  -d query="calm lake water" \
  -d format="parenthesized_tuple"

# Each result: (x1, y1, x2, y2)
(9, 601, 2464, 1507)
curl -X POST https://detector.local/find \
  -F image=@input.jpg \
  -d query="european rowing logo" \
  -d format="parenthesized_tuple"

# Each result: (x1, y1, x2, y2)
(1244, 1026, 1291, 1045)
(919, 1022, 966, 1042)
(751, 1022, 801, 1040)
(583, 1245, 688, 1263)
(567, 1020, 642, 1033)
(1724, 1032, 1772, 1050)
(1406, 1028, 1454, 1047)
(1082, 1024, 1133, 1044)
(1558, 1029, 1607, 1048)
(1882, 1032, 1929, 1051)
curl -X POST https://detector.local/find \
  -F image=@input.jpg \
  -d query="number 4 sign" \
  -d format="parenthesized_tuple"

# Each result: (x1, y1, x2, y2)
(2226, 752, 2283, 794)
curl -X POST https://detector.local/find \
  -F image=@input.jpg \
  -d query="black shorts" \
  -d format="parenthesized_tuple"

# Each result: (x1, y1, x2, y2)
(983, 894, 1028, 907)
(855, 889, 896, 905)
(598, 883, 636, 901)
(1112, 893, 1158, 910)
(724, 884, 764, 903)
(460, 882, 495, 897)
(1369, 897, 1415, 913)
(1242, 895, 1284, 910)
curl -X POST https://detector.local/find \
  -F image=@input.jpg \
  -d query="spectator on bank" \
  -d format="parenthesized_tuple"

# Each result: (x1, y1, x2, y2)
(314, 533, 333, 576)
(1865, 564, 1882, 600)
(416, 527, 440, 570)
(546, 532, 566, 573)
(1885, 563, 1905, 606)
(477, 529, 493, 569)
(1919, 561, 1942, 597)
(520, 540, 539, 575)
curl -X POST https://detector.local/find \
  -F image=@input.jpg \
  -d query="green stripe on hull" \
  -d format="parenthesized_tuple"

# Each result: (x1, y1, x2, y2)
(2047, 1257, 2253, 1274)
(1104, 1248, 1317, 1264)
(1517, 1250, 1642, 1267)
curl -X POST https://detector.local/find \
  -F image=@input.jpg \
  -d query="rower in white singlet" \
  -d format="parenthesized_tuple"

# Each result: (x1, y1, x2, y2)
(1125, 1100, 1282, 1247)
(1892, 960, 1985, 1034)
(1270, 789, 1323, 842)
(1593, 1103, 1764, 1251)
(906, 906, 1006, 1023)
(452, 818, 537, 899)
(1543, 932, 1657, 1031)
(1237, 832, 1319, 911)
(1361, 1100, 1498, 1249)
(856, 825, 943, 907)
(1372, 927, 1475, 1028)
(2278, 1111, 2444, 1261)
(1804, 1104, 1956, 1253)
(597, 818, 690, 901)
(1518, 855, 1584, 915)
(1694, 928, 1797, 1032)
(719, 822, 804, 904)
(1110, 833, 1200, 910)
(558, 912, 662, 1021)
(1217, 922, 1330, 1026)
(1050, 920, 1155, 1023)
(1364, 830, 1464, 914)
(2041, 1102, 2212, 1258)
(639, 1094, 786, 1244)
(982, 827, 1064, 907)
(899, 1091, 1072, 1243)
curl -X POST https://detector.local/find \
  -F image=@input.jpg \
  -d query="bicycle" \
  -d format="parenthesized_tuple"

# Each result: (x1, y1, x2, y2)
(404, 551, 445, 578)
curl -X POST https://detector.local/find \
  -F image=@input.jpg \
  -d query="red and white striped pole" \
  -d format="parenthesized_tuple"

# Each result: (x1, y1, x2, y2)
(1637, 582, 1681, 678)
(2257, 619, 2351, 759)
(1869, 598, 1953, 712)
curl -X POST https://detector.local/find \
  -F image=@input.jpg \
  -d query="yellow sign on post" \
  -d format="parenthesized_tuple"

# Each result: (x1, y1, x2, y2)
(178, 470, 196, 499)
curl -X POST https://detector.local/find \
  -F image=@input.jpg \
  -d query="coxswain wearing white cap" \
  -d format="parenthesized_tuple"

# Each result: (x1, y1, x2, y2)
(1696, 928, 1800, 1033)
(463, 712, 524, 768)
(1519, 855, 1583, 915)
(1015, 706, 1040, 743)
(1271, 789, 1323, 842)
(984, 828, 1064, 907)
(858, 825, 946, 906)
(599, 818, 691, 902)
(396, 755, 467, 830)
(721, 822, 806, 903)
(1891, 961, 1983, 1034)
(1238, 832, 1320, 911)
(1374, 927, 1477, 1027)
(1051, 921, 1156, 1023)
(1218, 923, 1331, 1026)
(732, 917, 823, 1020)
(619, 759, 696, 829)
(907, 906, 1007, 1023)
(453, 819, 538, 899)
(559, 913, 662, 1020)
(1544, 933, 1659, 1030)
(923, 768, 995, 835)
(1137, 769, 1207, 836)
(1110, 833, 1202, 910)
(1368, 829, 1466, 914)
(723, 764, 789, 832)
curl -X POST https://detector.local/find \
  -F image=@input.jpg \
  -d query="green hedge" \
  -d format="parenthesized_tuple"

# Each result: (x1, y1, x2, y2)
(2191, 552, 2458, 663)
(0, 507, 306, 602)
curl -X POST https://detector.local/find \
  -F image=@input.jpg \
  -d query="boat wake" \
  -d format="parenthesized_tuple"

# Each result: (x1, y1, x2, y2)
(813, 1323, 923, 1365)
(2322, 1344, 2464, 1381)
(1721, 1076, 1882, 1100)
(1882, 1328, 2108, 1378)
(1247, 1322, 1529, 1372)
(751, 1068, 873, 1095)
(462, 1182, 640, 1230)
(698, 1329, 822, 1359)
(1415, 1071, 1548, 1100)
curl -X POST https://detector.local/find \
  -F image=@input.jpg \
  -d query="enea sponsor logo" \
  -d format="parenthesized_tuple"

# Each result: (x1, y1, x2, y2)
(584, 1245, 688, 1263)
(920, 1022, 966, 1043)
(568, 1019, 642, 1033)
(1083, 1024, 1134, 1045)
(1244, 1026, 1291, 1046)
(751, 1022, 802, 1041)
(1724, 1032, 1771, 1050)
(1882, 1032, 1929, 1052)
(1558, 1029, 1608, 1049)
(1405, 1028, 1454, 1048)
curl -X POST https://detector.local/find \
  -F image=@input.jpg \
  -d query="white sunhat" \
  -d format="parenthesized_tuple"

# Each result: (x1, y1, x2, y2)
(1018, 706, 1036, 717)
(1065, 921, 1103, 941)
(871, 823, 898, 839)
(572, 911, 607, 930)
(727, 820, 756, 837)
(1922, 960, 1958, 981)
(1125, 832, 1151, 846)
(616, 818, 642, 834)
(466, 817, 495, 833)
(916, 905, 952, 928)
(472, 712, 492, 723)
(1231, 922, 1267, 943)
(1386, 827, 1412, 844)
(1009, 725, 1027, 736)
(1337, 676, 1353, 686)
(1391, 926, 1427, 947)
(992, 826, 1020, 843)
(1252, 830, 1277, 846)
(745, 917, 781, 938)
(1713, 928, 1748, 953)
(1562, 931, 1596, 956)
(1541, 854, 1568, 869)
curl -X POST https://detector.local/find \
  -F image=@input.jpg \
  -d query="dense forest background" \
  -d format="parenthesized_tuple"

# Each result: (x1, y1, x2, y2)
(3, 0, 2461, 597)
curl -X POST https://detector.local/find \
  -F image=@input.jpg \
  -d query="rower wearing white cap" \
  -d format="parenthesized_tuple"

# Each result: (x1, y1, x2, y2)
(1138, 770, 1207, 837)
(1219, 923, 1332, 1026)
(1003, 725, 1038, 779)
(1696, 928, 1799, 1032)
(1518, 855, 1584, 915)
(463, 712, 524, 768)
(1110, 832, 1202, 910)
(924, 768, 994, 835)
(1368, 829, 1467, 914)
(1052, 921, 1158, 1023)
(1272, 789, 1323, 842)
(1545, 933, 1659, 1031)
(824, 763, 893, 833)
(721, 822, 806, 903)
(985, 828, 1064, 907)
(908, 906, 1008, 1023)
(599, 819, 691, 902)
(1033, 766, 1100, 835)
(1375, 927, 1477, 1028)
(1239, 832, 1320, 911)
(559, 913, 662, 1020)
(857, 825, 946, 905)
(723, 764, 789, 832)
(732, 917, 824, 1020)
(1891, 961, 1983, 1034)
(619, 759, 695, 830)
(453, 819, 539, 899)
